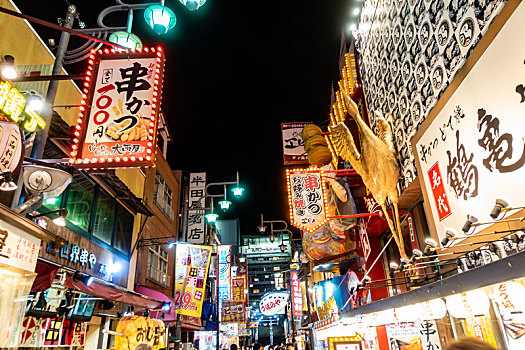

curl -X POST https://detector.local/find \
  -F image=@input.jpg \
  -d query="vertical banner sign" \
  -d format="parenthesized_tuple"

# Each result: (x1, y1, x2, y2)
(187, 172, 207, 244)
(175, 243, 212, 318)
(281, 122, 311, 165)
(70, 47, 165, 168)
(290, 271, 302, 318)
(413, 1, 525, 244)
(217, 245, 231, 321)
(286, 168, 329, 233)
(232, 278, 245, 302)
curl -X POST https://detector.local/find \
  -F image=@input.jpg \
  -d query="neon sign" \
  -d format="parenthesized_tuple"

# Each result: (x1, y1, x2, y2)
(0, 80, 46, 132)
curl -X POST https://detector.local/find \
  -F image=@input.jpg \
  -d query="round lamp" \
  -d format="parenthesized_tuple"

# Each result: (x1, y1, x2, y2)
(418, 298, 447, 320)
(109, 31, 143, 50)
(445, 290, 490, 318)
(144, 5, 177, 35)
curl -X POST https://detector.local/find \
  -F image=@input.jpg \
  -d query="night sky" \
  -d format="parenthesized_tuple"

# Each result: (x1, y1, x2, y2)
(14, 0, 358, 235)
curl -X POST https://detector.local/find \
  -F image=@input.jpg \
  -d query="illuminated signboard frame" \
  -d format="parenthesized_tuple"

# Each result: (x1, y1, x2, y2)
(69, 46, 165, 169)
(286, 168, 330, 233)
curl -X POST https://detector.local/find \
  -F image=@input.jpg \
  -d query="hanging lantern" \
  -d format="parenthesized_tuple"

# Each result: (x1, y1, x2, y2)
(144, 5, 177, 35)
(418, 298, 447, 320)
(179, 0, 207, 11)
(108, 31, 143, 50)
(392, 304, 421, 322)
(445, 290, 490, 318)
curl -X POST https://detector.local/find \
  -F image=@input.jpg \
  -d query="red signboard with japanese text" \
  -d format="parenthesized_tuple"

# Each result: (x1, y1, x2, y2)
(427, 162, 452, 221)
(70, 47, 165, 169)
(286, 168, 329, 233)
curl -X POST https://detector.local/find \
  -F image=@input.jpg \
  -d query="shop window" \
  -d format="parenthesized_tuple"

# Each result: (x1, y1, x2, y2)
(66, 174, 95, 234)
(114, 206, 134, 254)
(147, 244, 170, 287)
(93, 190, 116, 245)
(153, 172, 174, 221)
(42, 193, 63, 212)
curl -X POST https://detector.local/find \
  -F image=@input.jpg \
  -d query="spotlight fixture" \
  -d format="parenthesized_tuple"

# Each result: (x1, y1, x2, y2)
(490, 199, 509, 219)
(143, 310, 150, 318)
(269, 232, 276, 243)
(389, 262, 398, 278)
(279, 242, 287, 253)
(73, 272, 94, 287)
(168, 242, 176, 249)
(510, 233, 522, 244)
(0, 171, 18, 191)
(423, 238, 438, 256)
(441, 229, 457, 247)
(46, 236, 67, 255)
(257, 225, 267, 233)
(27, 208, 68, 227)
(34, 292, 47, 310)
(361, 276, 371, 287)
(1, 54, 17, 80)
(398, 258, 409, 272)
(161, 302, 171, 312)
(462, 215, 479, 233)
(409, 249, 422, 264)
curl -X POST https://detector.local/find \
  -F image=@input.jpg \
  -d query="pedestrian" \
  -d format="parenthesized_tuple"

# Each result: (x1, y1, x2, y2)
(231, 344, 238, 350)
(286, 343, 295, 350)
(445, 338, 496, 350)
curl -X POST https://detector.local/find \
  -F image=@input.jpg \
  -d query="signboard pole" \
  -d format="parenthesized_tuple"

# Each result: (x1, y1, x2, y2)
(31, 5, 76, 160)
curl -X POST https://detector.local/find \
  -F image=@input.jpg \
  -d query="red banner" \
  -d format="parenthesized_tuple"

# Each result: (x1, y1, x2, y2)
(291, 271, 302, 318)
(427, 162, 452, 221)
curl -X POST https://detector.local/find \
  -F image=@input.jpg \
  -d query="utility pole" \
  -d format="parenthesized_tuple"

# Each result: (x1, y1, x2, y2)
(31, 4, 76, 160)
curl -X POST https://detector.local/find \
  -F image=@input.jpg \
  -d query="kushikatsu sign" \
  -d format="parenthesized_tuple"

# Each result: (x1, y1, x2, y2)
(286, 168, 329, 233)
(70, 47, 165, 169)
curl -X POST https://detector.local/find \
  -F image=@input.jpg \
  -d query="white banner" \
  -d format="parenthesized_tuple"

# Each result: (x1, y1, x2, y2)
(0, 218, 40, 272)
(414, 2, 525, 244)
(186, 172, 207, 244)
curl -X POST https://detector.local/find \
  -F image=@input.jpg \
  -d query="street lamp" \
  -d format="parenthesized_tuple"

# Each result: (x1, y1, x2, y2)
(108, 31, 143, 49)
(179, 0, 207, 11)
(144, 4, 177, 34)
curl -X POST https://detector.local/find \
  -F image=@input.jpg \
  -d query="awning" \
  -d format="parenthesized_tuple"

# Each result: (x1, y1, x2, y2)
(65, 275, 164, 310)
(135, 285, 176, 323)
(31, 261, 59, 292)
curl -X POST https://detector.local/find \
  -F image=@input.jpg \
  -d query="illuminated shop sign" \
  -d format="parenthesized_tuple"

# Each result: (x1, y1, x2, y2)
(70, 47, 165, 169)
(286, 168, 329, 233)
(0, 80, 45, 132)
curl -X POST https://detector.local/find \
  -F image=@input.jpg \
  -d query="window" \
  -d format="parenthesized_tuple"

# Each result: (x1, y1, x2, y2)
(147, 245, 170, 287)
(154, 172, 174, 220)
(114, 207, 134, 254)
(66, 174, 95, 234)
(93, 191, 116, 245)
(40, 172, 135, 257)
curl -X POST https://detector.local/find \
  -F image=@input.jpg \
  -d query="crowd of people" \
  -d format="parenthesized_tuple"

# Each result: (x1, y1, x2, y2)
(237, 337, 495, 350)
(248, 343, 296, 350)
